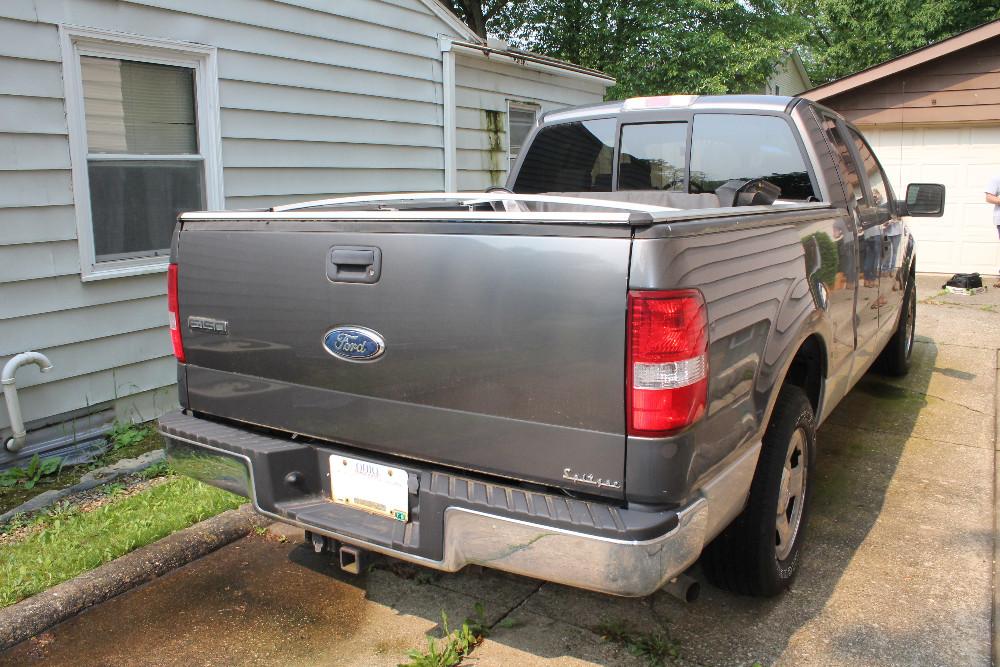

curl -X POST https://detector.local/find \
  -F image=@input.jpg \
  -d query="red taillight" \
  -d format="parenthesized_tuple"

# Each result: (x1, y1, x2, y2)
(167, 263, 185, 363)
(627, 290, 708, 436)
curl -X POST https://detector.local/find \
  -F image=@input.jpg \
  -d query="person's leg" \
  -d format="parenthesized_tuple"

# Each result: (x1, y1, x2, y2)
(996, 226, 1000, 288)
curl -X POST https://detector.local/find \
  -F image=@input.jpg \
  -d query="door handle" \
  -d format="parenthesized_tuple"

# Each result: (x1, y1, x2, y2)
(328, 245, 381, 284)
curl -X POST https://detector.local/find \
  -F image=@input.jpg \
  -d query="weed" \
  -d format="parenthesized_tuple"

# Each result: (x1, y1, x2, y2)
(108, 421, 151, 452)
(103, 482, 128, 498)
(398, 605, 488, 667)
(496, 617, 522, 630)
(138, 461, 170, 480)
(414, 572, 437, 585)
(596, 619, 679, 666)
(0, 454, 63, 490)
(0, 512, 30, 535)
(253, 525, 268, 536)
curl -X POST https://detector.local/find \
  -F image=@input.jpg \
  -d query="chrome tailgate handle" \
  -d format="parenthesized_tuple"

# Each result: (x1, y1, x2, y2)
(328, 245, 381, 284)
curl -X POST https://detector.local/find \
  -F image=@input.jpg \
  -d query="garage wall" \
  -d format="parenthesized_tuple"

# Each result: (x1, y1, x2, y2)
(816, 33, 1000, 275)
(863, 123, 1000, 275)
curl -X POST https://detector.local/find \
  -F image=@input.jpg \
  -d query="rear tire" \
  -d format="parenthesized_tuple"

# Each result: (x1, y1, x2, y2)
(701, 386, 816, 597)
(879, 276, 916, 377)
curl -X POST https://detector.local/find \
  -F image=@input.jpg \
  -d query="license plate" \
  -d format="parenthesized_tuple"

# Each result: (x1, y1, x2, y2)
(329, 455, 409, 522)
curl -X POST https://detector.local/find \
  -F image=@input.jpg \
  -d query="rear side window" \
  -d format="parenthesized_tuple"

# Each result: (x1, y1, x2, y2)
(618, 122, 687, 191)
(820, 114, 865, 206)
(848, 128, 892, 210)
(689, 114, 815, 200)
(513, 118, 615, 193)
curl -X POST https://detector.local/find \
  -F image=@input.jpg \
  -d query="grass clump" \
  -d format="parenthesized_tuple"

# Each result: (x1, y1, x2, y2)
(0, 476, 242, 607)
(399, 604, 488, 667)
(596, 619, 679, 666)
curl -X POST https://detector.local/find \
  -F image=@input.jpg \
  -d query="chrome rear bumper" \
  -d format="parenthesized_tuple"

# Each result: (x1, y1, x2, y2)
(165, 423, 754, 597)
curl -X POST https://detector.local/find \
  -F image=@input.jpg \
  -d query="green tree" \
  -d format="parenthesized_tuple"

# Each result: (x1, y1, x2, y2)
(486, 0, 804, 98)
(783, 0, 1000, 83)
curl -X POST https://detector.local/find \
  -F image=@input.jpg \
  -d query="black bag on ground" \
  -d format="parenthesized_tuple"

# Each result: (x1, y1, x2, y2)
(942, 273, 983, 289)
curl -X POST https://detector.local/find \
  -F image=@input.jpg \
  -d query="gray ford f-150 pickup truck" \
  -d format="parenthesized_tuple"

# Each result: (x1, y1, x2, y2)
(160, 95, 945, 598)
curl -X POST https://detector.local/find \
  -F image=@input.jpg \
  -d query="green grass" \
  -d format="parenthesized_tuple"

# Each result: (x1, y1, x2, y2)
(0, 476, 242, 607)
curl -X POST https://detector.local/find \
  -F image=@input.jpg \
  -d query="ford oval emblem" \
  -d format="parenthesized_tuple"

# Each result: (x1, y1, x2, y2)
(323, 326, 385, 362)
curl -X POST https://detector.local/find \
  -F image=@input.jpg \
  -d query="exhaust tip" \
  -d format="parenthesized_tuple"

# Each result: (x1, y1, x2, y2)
(664, 573, 700, 603)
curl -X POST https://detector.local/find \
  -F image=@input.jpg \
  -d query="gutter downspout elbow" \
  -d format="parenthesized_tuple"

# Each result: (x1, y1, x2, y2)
(2, 352, 54, 453)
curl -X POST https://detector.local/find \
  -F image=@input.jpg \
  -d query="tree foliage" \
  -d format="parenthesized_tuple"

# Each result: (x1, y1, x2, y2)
(446, 1, 1000, 96)
(487, 0, 802, 98)
(783, 0, 1000, 84)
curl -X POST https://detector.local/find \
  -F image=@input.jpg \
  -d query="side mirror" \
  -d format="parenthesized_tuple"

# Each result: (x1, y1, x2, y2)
(900, 183, 945, 217)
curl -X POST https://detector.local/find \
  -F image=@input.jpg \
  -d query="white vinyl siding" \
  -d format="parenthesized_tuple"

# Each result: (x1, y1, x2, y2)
(0, 1, 609, 446)
(454, 54, 608, 190)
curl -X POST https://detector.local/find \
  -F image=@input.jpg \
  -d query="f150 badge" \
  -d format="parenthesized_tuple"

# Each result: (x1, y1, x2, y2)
(188, 316, 228, 335)
(323, 326, 385, 362)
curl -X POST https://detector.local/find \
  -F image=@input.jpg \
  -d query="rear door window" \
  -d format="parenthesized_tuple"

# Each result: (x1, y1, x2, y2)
(513, 118, 616, 193)
(848, 128, 893, 214)
(819, 114, 865, 206)
(618, 122, 687, 191)
(689, 114, 816, 200)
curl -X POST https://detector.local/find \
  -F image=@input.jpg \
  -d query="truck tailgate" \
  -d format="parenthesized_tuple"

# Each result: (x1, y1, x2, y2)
(177, 222, 631, 497)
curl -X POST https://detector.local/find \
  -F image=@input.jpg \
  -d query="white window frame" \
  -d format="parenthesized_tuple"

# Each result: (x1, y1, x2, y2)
(60, 25, 223, 282)
(506, 101, 540, 170)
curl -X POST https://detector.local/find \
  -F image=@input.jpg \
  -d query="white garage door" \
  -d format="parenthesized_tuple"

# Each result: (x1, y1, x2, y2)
(862, 124, 1000, 276)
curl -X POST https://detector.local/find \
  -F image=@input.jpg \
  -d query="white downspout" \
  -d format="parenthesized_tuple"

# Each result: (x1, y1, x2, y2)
(2, 352, 54, 452)
(438, 35, 457, 193)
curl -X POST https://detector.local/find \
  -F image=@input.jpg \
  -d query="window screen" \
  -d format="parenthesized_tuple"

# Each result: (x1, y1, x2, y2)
(618, 122, 687, 191)
(508, 102, 538, 169)
(689, 114, 815, 200)
(512, 118, 616, 193)
(81, 56, 204, 262)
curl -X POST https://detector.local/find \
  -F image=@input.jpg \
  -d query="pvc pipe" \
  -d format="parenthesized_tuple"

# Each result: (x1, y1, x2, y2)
(2, 352, 54, 452)
(438, 36, 457, 193)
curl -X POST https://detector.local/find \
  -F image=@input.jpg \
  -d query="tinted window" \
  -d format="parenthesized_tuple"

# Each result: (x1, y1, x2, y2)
(820, 114, 865, 206)
(848, 128, 892, 210)
(618, 122, 687, 191)
(513, 118, 615, 193)
(689, 114, 815, 200)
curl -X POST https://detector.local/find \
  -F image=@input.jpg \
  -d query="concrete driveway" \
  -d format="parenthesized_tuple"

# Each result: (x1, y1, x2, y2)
(2, 275, 996, 666)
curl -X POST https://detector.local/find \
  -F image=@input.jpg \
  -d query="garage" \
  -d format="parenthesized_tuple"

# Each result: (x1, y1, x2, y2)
(802, 20, 1000, 276)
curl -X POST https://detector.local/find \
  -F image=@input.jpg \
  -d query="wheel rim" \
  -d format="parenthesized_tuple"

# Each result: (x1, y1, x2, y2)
(775, 428, 807, 561)
(903, 293, 915, 359)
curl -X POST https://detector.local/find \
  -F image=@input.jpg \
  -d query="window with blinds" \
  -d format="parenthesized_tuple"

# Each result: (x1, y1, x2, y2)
(507, 102, 540, 170)
(80, 56, 205, 262)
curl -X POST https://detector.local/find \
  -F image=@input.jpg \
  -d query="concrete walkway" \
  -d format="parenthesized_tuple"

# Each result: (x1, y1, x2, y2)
(1, 274, 995, 666)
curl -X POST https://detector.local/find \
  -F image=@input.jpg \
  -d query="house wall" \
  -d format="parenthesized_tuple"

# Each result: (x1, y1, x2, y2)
(764, 57, 810, 97)
(455, 53, 610, 190)
(0, 0, 610, 451)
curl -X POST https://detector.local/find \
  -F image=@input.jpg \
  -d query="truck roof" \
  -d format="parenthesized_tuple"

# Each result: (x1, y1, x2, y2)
(542, 94, 799, 124)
